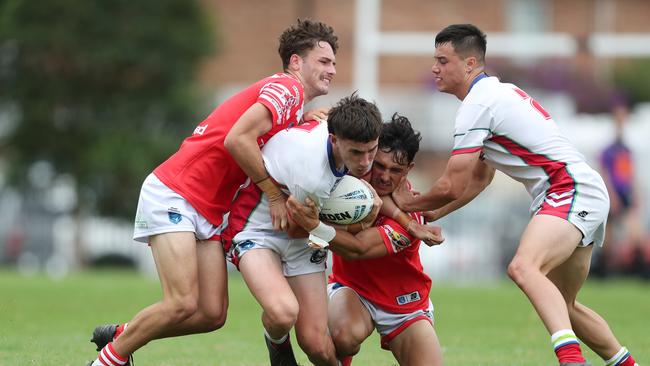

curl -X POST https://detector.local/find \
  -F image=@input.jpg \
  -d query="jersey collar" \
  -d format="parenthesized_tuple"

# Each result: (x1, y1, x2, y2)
(468, 72, 489, 93)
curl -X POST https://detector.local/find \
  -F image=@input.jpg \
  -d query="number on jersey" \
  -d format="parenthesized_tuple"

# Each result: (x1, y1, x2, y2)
(513, 87, 552, 120)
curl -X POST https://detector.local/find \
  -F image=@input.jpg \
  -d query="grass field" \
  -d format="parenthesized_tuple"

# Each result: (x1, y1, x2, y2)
(1, 269, 648, 366)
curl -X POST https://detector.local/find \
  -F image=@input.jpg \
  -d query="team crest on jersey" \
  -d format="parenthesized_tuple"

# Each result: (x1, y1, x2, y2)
(396, 291, 421, 305)
(310, 248, 328, 264)
(383, 225, 411, 251)
(168, 207, 182, 224)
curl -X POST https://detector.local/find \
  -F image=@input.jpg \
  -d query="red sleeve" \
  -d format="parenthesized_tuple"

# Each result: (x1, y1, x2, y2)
(257, 78, 300, 126)
(375, 213, 421, 254)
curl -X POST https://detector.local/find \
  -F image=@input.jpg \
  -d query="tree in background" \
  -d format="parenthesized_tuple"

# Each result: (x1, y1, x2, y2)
(0, 0, 215, 218)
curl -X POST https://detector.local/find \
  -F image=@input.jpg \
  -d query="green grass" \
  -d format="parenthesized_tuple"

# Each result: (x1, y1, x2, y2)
(0, 269, 648, 365)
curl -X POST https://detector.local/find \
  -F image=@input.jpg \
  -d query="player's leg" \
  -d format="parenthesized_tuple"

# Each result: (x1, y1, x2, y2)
(327, 285, 374, 358)
(288, 271, 339, 366)
(90, 231, 200, 366)
(156, 239, 228, 337)
(240, 248, 299, 338)
(506, 214, 588, 364)
(389, 320, 442, 366)
(238, 247, 300, 366)
(548, 247, 638, 366)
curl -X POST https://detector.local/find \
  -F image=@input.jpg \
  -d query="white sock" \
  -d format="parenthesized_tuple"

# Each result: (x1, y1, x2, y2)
(550, 329, 579, 350)
(264, 329, 288, 344)
(605, 347, 630, 366)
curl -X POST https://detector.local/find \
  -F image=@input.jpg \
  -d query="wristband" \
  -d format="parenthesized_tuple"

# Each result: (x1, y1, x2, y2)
(308, 221, 336, 248)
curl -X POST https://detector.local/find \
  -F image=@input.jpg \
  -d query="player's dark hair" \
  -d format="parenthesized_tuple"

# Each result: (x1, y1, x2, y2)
(279, 19, 339, 70)
(379, 113, 421, 165)
(435, 24, 486, 63)
(328, 92, 382, 142)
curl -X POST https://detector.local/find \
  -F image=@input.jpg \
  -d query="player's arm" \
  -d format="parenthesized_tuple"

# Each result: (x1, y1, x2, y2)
(285, 196, 389, 259)
(224, 103, 288, 230)
(430, 156, 495, 221)
(392, 150, 481, 212)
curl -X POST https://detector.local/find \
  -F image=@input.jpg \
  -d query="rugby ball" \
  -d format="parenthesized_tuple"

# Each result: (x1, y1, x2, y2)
(320, 175, 375, 225)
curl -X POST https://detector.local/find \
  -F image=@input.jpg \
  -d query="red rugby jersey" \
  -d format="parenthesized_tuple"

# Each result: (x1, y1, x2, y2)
(154, 73, 304, 226)
(329, 212, 432, 313)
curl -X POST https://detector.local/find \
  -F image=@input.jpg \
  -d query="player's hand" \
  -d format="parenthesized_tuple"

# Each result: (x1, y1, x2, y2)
(359, 180, 383, 229)
(392, 176, 416, 211)
(286, 196, 320, 231)
(421, 210, 439, 223)
(406, 221, 444, 247)
(303, 107, 329, 122)
(268, 192, 289, 231)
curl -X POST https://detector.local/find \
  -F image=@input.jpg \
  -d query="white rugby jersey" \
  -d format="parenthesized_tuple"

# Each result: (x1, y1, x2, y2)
(224, 120, 347, 243)
(452, 75, 596, 207)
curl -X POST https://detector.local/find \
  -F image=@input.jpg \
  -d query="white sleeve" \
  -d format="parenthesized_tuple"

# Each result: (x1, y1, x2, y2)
(453, 103, 492, 154)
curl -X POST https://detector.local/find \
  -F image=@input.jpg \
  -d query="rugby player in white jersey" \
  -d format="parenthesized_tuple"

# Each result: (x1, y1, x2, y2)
(392, 24, 638, 366)
(221, 94, 384, 366)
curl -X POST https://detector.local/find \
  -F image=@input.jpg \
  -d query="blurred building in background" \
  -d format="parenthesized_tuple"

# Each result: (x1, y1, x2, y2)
(2, 0, 650, 280)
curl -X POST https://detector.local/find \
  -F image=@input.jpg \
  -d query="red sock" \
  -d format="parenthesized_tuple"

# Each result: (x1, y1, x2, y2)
(341, 355, 353, 366)
(97, 342, 129, 366)
(114, 324, 126, 340)
(620, 354, 636, 366)
(555, 343, 586, 363)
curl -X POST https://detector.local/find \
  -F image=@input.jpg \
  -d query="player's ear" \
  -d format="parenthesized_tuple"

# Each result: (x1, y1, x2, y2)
(465, 56, 477, 73)
(406, 161, 415, 173)
(329, 133, 338, 146)
(288, 53, 302, 72)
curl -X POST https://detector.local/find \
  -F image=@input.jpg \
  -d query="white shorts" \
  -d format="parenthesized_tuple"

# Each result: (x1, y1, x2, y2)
(327, 282, 435, 350)
(532, 163, 609, 247)
(133, 174, 224, 243)
(227, 234, 328, 277)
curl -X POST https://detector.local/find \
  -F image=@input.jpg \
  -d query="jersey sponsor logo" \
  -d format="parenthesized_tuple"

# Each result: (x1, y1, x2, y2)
(544, 189, 575, 207)
(167, 207, 182, 224)
(383, 225, 412, 252)
(193, 124, 208, 136)
(310, 248, 328, 264)
(396, 291, 421, 305)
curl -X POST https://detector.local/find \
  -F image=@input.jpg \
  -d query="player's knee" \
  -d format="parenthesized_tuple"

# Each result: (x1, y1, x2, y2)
(507, 256, 532, 286)
(264, 301, 299, 331)
(330, 328, 361, 356)
(165, 295, 199, 323)
(296, 331, 332, 362)
(202, 307, 228, 331)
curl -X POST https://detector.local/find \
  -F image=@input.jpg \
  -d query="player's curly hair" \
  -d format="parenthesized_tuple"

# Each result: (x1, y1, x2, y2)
(328, 92, 382, 143)
(379, 113, 421, 165)
(435, 24, 486, 63)
(279, 19, 339, 70)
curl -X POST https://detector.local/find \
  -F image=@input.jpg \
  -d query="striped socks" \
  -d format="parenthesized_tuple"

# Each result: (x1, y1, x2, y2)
(551, 329, 586, 363)
(89, 342, 129, 366)
(605, 347, 637, 366)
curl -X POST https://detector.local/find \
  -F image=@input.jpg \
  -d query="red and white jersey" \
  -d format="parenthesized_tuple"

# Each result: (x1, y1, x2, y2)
(153, 73, 304, 227)
(453, 75, 603, 211)
(222, 120, 348, 246)
(328, 212, 432, 313)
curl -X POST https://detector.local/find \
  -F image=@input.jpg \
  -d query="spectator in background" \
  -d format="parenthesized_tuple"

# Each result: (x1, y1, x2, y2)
(596, 104, 646, 277)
